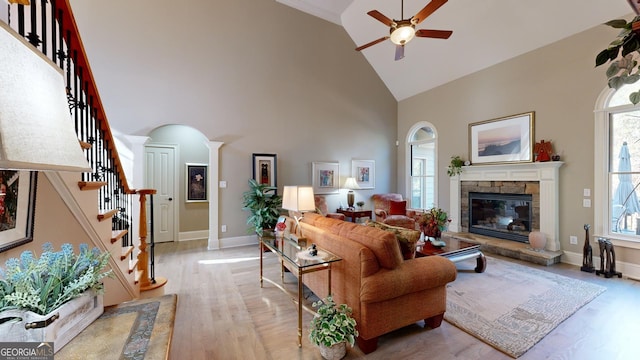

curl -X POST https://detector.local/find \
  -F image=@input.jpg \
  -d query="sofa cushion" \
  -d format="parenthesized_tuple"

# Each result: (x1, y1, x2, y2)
(303, 213, 403, 270)
(389, 200, 407, 215)
(366, 220, 420, 260)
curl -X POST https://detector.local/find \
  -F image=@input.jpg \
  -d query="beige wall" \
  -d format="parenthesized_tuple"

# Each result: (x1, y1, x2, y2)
(70, 0, 398, 239)
(398, 21, 640, 265)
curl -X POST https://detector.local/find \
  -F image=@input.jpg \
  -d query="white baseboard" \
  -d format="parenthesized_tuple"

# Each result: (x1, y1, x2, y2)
(562, 250, 640, 281)
(179, 230, 209, 242)
(218, 235, 258, 249)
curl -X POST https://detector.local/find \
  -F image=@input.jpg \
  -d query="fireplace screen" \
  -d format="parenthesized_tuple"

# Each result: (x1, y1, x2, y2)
(469, 192, 533, 242)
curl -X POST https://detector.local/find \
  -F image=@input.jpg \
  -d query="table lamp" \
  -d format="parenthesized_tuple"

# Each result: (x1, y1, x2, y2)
(282, 185, 315, 236)
(343, 177, 360, 209)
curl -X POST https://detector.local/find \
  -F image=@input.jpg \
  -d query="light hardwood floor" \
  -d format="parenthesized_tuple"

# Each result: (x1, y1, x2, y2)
(156, 240, 640, 360)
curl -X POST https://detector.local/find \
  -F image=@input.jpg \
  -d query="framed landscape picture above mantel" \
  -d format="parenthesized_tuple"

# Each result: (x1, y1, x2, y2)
(312, 161, 340, 194)
(469, 111, 535, 165)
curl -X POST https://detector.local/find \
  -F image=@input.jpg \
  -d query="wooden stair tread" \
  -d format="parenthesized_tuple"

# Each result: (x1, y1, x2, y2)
(121, 246, 134, 261)
(128, 259, 139, 274)
(111, 229, 128, 244)
(78, 181, 107, 191)
(98, 209, 119, 222)
(134, 270, 143, 284)
(141, 276, 168, 292)
(79, 140, 91, 150)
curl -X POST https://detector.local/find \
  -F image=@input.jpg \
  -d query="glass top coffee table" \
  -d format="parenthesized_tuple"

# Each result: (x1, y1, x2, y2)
(260, 235, 341, 347)
(415, 237, 486, 273)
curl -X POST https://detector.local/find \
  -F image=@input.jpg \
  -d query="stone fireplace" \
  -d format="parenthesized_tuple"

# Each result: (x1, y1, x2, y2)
(449, 162, 563, 252)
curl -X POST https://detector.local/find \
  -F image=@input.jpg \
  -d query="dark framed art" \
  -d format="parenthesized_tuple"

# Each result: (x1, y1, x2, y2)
(186, 163, 208, 202)
(0, 170, 37, 253)
(469, 111, 535, 165)
(252, 153, 277, 190)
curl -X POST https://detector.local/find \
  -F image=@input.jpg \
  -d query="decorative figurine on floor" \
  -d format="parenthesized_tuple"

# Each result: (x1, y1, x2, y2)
(596, 238, 622, 278)
(581, 224, 595, 273)
(534, 140, 553, 162)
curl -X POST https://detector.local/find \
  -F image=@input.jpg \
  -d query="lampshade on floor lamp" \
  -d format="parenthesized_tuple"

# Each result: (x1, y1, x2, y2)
(282, 185, 315, 236)
(343, 177, 360, 208)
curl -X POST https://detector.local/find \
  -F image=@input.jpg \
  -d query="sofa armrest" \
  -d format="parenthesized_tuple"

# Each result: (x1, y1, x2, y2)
(360, 256, 456, 303)
(374, 209, 388, 219)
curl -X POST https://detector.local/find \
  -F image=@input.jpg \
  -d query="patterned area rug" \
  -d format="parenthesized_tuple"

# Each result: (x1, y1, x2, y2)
(444, 257, 605, 358)
(56, 294, 177, 360)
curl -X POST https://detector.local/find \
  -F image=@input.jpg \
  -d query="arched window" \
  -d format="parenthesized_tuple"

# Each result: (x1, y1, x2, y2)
(594, 84, 640, 243)
(407, 123, 437, 209)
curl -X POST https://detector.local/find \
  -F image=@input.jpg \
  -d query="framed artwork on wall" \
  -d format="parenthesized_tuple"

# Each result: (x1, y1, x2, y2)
(0, 170, 37, 253)
(312, 161, 340, 194)
(469, 111, 535, 165)
(352, 160, 375, 189)
(186, 163, 208, 202)
(252, 153, 277, 191)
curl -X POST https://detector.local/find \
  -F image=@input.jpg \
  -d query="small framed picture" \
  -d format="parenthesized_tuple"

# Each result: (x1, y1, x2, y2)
(252, 153, 277, 190)
(469, 111, 535, 165)
(312, 161, 340, 194)
(186, 163, 208, 202)
(352, 160, 375, 189)
(0, 170, 37, 253)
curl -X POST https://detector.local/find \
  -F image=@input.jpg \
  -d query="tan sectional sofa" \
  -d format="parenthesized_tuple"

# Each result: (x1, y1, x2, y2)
(298, 212, 457, 354)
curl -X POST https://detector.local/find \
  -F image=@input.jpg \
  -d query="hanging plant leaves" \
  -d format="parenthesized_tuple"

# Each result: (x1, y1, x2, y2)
(596, 49, 613, 66)
(608, 76, 626, 90)
(605, 19, 629, 28)
(606, 62, 620, 77)
(629, 90, 640, 104)
(622, 34, 640, 57)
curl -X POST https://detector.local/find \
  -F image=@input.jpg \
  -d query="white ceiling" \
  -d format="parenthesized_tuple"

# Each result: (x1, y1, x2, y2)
(278, 0, 633, 101)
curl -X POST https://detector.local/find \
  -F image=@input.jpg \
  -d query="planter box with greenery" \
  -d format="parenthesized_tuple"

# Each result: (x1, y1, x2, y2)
(0, 243, 112, 352)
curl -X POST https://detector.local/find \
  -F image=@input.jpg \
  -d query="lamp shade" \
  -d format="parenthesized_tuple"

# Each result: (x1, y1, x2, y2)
(343, 177, 360, 190)
(0, 22, 90, 172)
(282, 186, 315, 212)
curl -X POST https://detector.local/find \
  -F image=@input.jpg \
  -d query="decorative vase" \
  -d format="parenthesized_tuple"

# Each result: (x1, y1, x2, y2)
(0, 289, 104, 353)
(319, 342, 347, 360)
(529, 231, 547, 251)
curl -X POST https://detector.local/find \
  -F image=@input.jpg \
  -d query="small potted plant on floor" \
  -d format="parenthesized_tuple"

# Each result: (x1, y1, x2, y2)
(309, 295, 358, 360)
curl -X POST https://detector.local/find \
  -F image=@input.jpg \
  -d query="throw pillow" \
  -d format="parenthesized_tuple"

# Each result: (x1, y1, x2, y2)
(389, 200, 406, 215)
(366, 220, 420, 260)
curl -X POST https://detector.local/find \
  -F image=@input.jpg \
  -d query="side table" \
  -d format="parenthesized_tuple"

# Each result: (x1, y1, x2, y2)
(335, 208, 372, 223)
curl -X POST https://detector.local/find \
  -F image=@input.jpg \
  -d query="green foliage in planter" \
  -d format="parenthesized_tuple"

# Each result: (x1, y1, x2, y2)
(241, 179, 282, 237)
(595, 17, 640, 104)
(0, 243, 112, 315)
(447, 155, 464, 177)
(309, 295, 358, 348)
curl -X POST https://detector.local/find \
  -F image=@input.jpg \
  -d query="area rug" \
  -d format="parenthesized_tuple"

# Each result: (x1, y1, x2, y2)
(56, 294, 177, 360)
(444, 257, 605, 358)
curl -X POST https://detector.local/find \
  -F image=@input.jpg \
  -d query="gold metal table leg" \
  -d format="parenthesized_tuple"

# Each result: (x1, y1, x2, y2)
(298, 268, 303, 348)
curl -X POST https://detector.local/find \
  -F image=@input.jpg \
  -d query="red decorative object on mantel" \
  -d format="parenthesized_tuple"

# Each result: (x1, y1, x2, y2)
(534, 140, 553, 162)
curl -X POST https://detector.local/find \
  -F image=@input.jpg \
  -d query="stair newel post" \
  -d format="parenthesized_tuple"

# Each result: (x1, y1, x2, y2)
(137, 189, 157, 289)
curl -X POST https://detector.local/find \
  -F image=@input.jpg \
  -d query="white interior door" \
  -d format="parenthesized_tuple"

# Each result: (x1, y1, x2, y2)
(144, 145, 176, 243)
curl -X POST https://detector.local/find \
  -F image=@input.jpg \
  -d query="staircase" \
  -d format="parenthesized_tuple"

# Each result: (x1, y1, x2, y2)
(2, 0, 166, 305)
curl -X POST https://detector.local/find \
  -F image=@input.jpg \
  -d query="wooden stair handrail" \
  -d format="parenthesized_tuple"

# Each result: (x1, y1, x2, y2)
(53, 0, 134, 195)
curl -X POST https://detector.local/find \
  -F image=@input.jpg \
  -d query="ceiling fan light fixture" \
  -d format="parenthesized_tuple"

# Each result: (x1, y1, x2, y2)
(390, 22, 415, 45)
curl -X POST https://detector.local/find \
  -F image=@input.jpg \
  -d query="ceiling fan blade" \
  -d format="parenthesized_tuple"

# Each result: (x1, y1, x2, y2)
(367, 10, 394, 27)
(412, 0, 448, 25)
(355, 36, 389, 51)
(415, 29, 453, 39)
(395, 45, 405, 61)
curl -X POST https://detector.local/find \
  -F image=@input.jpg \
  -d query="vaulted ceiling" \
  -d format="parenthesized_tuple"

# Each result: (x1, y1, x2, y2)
(278, 0, 633, 100)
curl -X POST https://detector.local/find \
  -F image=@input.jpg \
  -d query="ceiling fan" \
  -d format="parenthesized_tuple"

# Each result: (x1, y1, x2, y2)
(355, 0, 453, 61)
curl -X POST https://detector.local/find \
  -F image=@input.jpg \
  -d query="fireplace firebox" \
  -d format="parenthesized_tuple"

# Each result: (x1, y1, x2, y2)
(469, 192, 533, 243)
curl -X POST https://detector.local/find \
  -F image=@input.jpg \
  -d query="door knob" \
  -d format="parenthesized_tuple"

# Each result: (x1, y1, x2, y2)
(168, 198, 173, 201)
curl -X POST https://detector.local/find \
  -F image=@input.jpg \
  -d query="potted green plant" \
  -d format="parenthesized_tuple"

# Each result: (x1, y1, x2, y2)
(595, 16, 640, 104)
(241, 179, 282, 237)
(419, 207, 451, 245)
(309, 295, 358, 360)
(0, 242, 112, 352)
(447, 155, 464, 176)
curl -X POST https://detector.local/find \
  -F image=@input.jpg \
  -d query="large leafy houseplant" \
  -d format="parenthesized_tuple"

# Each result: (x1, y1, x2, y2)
(241, 179, 282, 237)
(419, 207, 451, 240)
(309, 295, 358, 353)
(595, 16, 640, 104)
(0, 242, 112, 315)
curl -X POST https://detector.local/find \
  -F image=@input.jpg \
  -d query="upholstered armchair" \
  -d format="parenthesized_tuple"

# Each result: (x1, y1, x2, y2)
(314, 195, 345, 221)
(371, 193, 417, 230)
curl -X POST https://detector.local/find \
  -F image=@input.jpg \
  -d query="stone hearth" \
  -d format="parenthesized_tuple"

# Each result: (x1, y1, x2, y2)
(444, 232, 563, 266)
